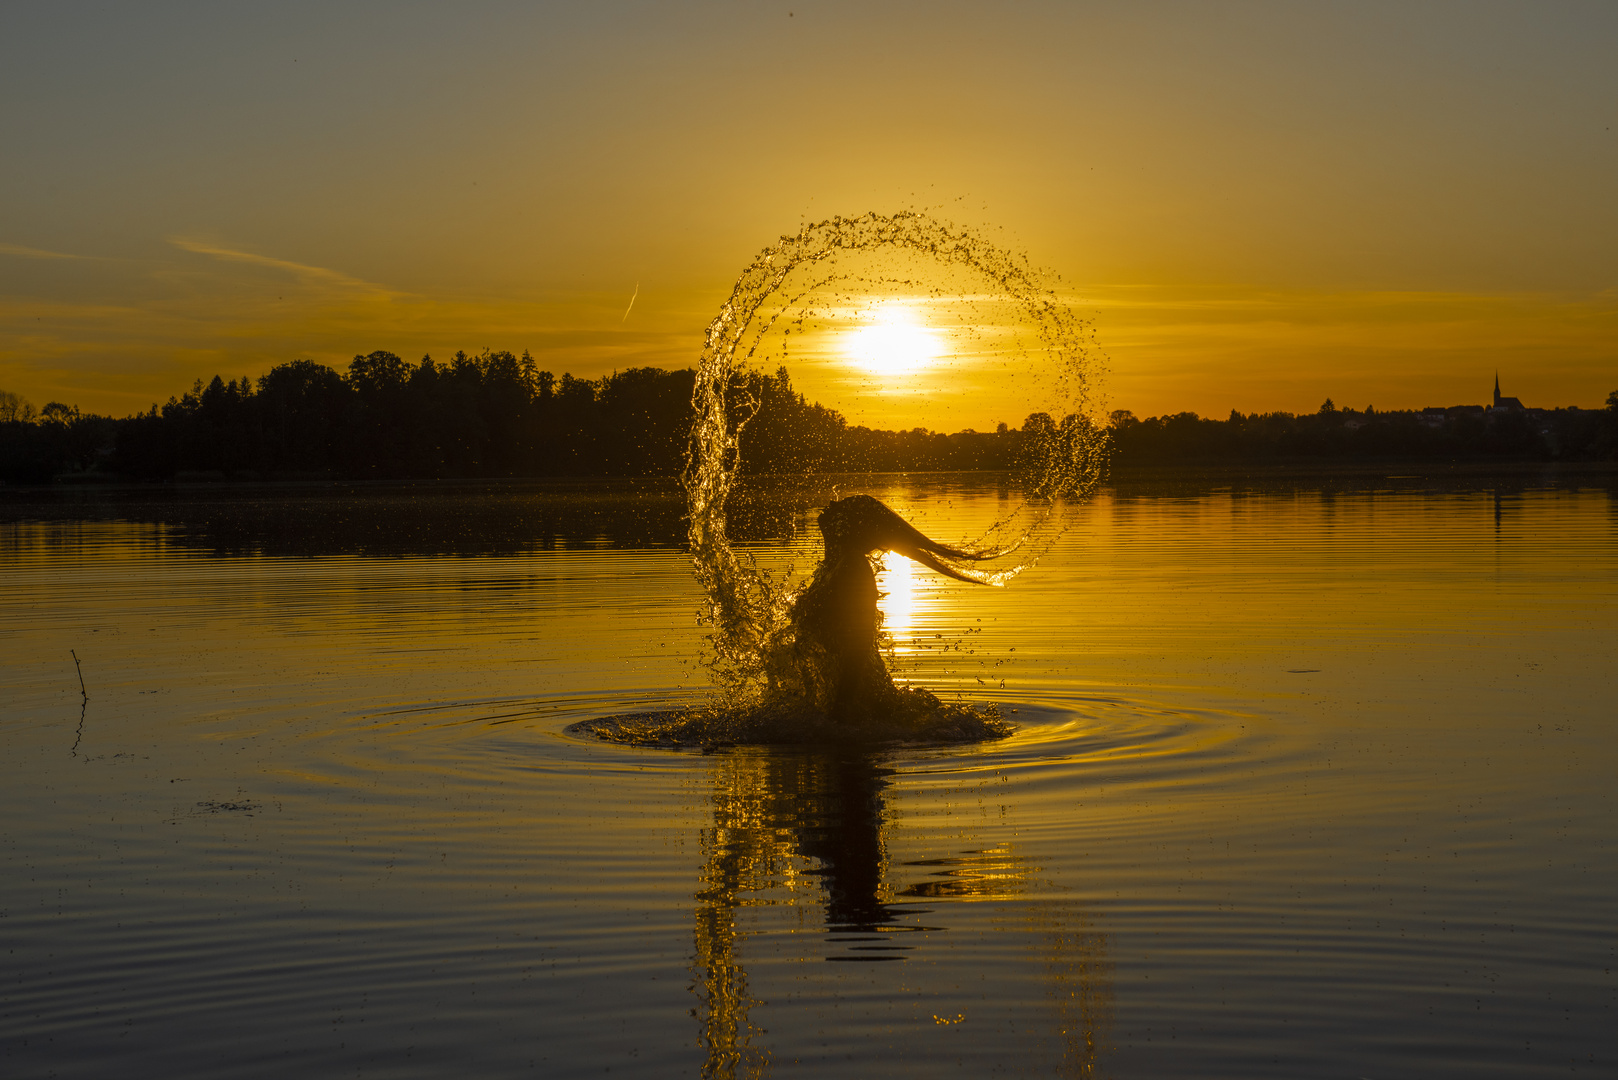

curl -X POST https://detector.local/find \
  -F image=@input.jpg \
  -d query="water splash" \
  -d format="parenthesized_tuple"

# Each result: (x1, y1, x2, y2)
(684, 211, 1107, 699)
(578, 211, 1107, 747)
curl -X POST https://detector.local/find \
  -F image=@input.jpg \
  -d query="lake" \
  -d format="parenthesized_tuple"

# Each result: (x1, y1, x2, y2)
(2, 467, 1614, 1078)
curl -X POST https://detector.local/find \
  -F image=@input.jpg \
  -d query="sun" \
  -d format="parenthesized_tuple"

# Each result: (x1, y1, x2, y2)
(844, 306, 944, 376)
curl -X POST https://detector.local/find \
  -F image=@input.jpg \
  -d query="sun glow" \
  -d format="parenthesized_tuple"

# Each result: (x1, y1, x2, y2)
(843, 306, 945, 376)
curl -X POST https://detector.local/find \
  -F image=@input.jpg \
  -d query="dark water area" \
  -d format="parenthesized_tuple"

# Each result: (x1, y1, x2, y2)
(5, 461, 1605, 554)
(3, 468, 1615, 1077)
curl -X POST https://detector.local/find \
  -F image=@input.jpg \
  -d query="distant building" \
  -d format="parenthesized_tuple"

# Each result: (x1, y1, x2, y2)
(1492, 373, 1525, 412)
(1357, 376, 1565, 428)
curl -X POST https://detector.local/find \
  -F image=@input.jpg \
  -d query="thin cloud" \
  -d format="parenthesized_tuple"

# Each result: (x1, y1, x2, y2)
(168, 237, 390, 294)
(0, 242, 86, 260)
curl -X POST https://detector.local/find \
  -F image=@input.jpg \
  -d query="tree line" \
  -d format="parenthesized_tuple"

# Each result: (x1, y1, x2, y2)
(1108, 396, 1618, 465)
(2, 356, 1616, 485)
(0, 351, 1042, 484)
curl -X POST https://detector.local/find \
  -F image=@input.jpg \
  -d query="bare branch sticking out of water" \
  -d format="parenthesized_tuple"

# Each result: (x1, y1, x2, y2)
(70, 702, 86, 757)
(69, 650, 88, 758)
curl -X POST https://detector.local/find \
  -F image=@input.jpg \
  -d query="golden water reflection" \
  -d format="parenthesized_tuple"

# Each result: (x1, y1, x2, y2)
(690, 748, 1112, 1078)
(875, 552, 918, 640)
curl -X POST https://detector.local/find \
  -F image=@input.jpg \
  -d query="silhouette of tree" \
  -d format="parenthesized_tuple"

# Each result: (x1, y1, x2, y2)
(39, 401, 80, 425)
(0, 390, 34, 423)
(11, 358, 1618, 485)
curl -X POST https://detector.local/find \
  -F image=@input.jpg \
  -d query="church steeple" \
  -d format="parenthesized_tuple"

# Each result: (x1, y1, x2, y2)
(1494, 372, 1501, 408)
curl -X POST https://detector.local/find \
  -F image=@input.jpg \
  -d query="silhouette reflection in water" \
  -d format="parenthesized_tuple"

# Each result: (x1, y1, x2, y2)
(690, 748, 1112, 1078)
(575, 496, 1014, 746)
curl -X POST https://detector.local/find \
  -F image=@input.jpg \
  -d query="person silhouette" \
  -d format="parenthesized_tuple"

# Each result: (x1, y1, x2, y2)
(784, 495, 997, 725)
(573, 494, 1011, 745)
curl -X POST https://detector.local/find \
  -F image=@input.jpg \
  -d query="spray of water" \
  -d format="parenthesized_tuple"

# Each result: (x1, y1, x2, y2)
(684, 211, 1107, 700)
(574, 210, 1107, 747)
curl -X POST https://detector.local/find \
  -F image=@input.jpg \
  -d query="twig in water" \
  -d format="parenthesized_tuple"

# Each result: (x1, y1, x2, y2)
(69, 650, 88, 757)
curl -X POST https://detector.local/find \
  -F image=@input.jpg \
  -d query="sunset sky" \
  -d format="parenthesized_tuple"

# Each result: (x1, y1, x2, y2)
(2, 1, 1614, 427)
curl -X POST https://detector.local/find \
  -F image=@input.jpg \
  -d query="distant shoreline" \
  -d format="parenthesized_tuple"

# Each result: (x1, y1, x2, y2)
(1106, 458, 1618, 481)
(6, 357, 1614, 486)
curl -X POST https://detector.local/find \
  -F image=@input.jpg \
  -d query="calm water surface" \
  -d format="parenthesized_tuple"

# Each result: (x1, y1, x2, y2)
(2, 470, 1614, 1077)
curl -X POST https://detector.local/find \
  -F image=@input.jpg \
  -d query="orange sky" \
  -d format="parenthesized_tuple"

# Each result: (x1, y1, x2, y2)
(2, 2, 1614, 426)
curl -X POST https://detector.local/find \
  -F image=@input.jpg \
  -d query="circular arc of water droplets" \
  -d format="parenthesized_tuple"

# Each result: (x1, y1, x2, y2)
(682, 210, 1109, 695)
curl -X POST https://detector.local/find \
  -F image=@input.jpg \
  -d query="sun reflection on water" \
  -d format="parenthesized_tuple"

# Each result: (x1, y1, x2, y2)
(875, 552, 917, 641)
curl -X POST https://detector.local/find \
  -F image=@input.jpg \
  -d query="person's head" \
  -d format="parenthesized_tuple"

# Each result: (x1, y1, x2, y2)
(817, 496, 990, 583)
